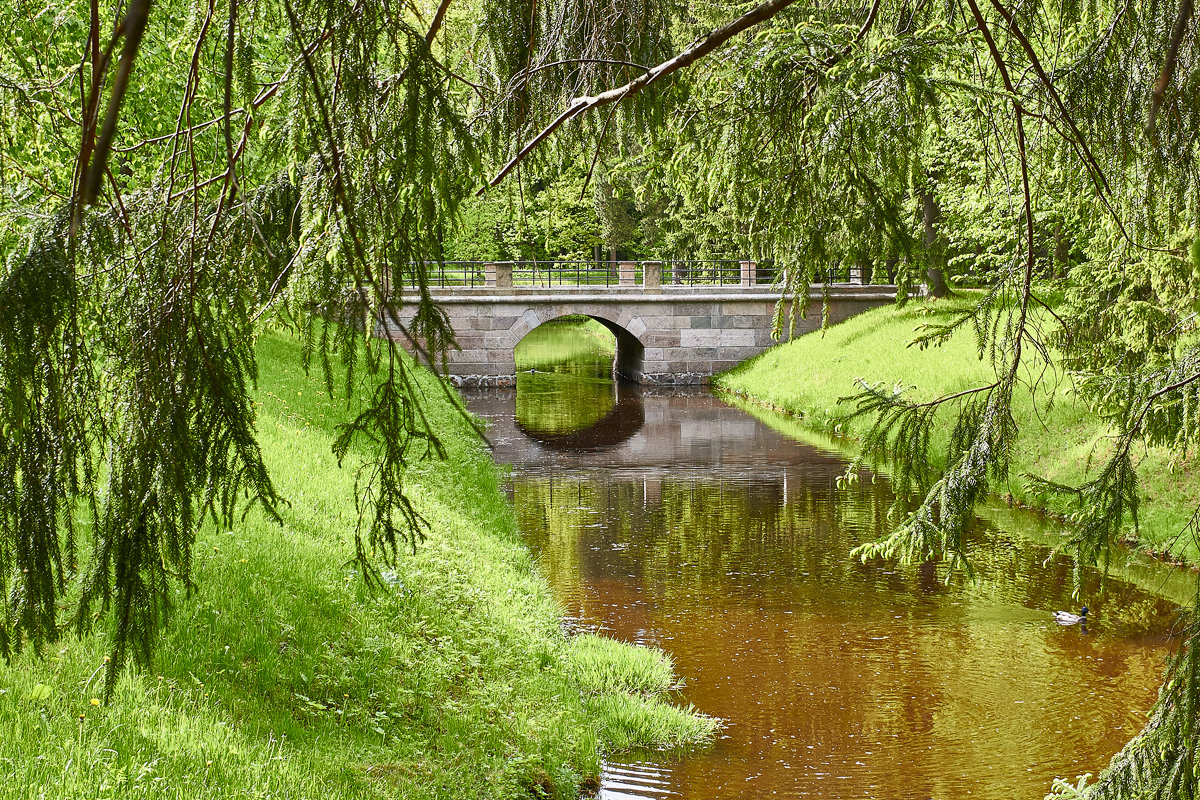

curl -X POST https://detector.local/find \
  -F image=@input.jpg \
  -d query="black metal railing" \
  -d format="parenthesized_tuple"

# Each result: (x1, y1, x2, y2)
(411, 261, 488, 288)
(389, 259, 860, 289)
(659, 259, 743, 286)
(510, 260, 624, 287)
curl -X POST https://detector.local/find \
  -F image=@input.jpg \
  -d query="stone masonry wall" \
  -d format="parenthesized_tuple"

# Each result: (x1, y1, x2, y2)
(380, 286, 896, 385)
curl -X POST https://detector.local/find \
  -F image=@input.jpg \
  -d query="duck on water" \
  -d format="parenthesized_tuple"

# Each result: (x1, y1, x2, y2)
(1054, 607, 1089, 625)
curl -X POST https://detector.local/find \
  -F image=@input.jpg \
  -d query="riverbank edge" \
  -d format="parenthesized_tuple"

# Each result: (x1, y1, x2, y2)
(0, 330, 716, 800)
(713, 297, 1200, 569)
(718, 391, 1198, 607)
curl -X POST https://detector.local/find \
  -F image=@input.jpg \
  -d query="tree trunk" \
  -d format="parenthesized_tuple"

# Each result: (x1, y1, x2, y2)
(922, 184, 953, 298)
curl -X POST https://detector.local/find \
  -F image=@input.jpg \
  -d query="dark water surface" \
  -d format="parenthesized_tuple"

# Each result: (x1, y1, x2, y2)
(466, 377, 1179, 800)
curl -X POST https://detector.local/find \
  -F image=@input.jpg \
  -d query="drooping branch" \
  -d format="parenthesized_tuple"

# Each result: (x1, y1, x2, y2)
(425, 0, 454, 45)
(986, 0, 1172, 255)
(79, 0, 152, 208)
(826, 0, 882, 67)
(1148, 0, 1194, 139)
(965, 0, 1036, 377)
(481, 0, 801, 193)
(849, 0, 1041, 571)
(222, 0, 238, 201)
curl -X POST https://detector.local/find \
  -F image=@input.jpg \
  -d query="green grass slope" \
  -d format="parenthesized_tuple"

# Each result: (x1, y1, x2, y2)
(716, 296, 1200, 563)
(0, 330, 715, 800)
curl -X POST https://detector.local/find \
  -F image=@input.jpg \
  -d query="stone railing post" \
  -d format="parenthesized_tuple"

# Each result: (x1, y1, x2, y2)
(849, 259, 872, 285)
(618, 261, 637, 286)
(483, 262, 496, 287)
(740, 259, 757, 286)
(496, 261, 513, 290)
(642, 261, 662, 293)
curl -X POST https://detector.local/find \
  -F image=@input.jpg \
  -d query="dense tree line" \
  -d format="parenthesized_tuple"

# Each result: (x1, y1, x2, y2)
(2, 0, 1200, 795)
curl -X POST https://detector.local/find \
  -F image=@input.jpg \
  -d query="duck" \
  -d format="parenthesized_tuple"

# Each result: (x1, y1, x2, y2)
(1053, 607, 1088, 625)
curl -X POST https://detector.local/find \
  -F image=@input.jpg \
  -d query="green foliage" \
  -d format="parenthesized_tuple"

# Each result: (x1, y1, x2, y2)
(443, 196, 503, 262)
(0, 330, 714, 798)
(0, 212, 97, 662)
(1056, 229, 1200, 372)
(0, 0, 482, 692)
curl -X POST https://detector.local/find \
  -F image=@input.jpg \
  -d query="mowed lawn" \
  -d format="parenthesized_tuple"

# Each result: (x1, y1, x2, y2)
(0, 329, 714, 800)
(717, 295, 1200, 563)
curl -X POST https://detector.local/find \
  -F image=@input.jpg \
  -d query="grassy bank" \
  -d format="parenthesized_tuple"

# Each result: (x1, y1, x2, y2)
(0, 330, 715, 799)
(716, 296, 1200, 564)
(515, 316, 615, 372)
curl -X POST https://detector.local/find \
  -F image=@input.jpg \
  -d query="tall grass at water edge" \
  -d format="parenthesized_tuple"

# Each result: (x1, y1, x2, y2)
(0, 330, 715, 800)
(716, 295, 1200, 563)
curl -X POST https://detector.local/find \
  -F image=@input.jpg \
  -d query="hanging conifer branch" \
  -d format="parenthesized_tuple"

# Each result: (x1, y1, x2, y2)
(78, 0, 152, 209)
(482, 0, 801, 192)
(1148, 0, 1194, 139)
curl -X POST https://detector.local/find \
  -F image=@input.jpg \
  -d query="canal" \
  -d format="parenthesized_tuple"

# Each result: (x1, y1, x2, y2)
(464, 321, 1181, 800)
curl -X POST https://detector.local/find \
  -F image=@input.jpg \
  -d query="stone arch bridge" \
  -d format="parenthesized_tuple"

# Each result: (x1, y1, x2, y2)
(380, 260, 901, 386)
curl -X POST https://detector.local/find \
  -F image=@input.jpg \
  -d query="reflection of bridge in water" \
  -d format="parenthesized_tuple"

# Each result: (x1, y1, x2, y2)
(514, 380, 646, 451)
(468, 388, 868, 490)
(384, 260, 902, 386)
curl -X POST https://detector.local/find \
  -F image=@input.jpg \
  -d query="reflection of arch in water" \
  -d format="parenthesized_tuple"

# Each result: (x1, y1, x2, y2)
(516, 381, 645, 451)
(512, 310, 646, 383)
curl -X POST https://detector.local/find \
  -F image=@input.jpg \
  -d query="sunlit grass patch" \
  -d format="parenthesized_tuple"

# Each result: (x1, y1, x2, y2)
(568, 633, 678, 696)
(716, 296, 1200, 562)
(586, 693, 719, 752)
(0, 328, 713, 799)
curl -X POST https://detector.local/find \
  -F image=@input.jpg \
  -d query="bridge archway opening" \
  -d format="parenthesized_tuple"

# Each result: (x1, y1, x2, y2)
(513, 314, 644, 384)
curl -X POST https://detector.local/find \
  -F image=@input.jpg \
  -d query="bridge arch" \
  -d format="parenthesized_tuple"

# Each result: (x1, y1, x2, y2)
(510, 307, 646, 383)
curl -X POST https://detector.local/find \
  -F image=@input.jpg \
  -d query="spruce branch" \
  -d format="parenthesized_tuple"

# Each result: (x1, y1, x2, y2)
(482, 0, 802, 193)
(1147, 0, 1194, 140)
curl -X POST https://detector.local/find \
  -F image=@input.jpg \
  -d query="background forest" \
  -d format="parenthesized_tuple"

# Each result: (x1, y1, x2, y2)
(3, 0, 1200, 798)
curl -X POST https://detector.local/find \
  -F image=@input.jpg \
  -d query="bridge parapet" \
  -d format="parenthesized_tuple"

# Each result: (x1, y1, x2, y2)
(387, 259, 900, 293)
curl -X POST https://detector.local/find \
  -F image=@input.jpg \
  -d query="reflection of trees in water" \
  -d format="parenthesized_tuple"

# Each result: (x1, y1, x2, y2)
(514, 375, 645, 450)
(515, 372, 615, 435)
(512, 470, 1171, 797)
(514, 472, 1177, 635)
(499, 392, 1180, 798)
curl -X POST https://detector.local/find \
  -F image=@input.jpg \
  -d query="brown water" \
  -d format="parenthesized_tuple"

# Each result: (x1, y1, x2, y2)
(467, 375, 1180, 800)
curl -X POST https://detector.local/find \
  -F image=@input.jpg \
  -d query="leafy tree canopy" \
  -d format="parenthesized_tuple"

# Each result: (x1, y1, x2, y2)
(3, 0, 1200, 796)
